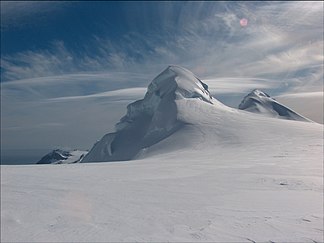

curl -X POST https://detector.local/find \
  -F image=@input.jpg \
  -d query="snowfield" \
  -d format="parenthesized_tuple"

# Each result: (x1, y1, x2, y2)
(1, 66, 323, 242)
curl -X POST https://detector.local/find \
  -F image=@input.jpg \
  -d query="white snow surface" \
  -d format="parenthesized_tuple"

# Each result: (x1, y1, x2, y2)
(238, 89, 312, 122)
(1, 66, 323, 242)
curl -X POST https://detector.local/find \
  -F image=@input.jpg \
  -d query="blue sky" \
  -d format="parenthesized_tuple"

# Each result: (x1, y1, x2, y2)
(1, 1, 323, 154)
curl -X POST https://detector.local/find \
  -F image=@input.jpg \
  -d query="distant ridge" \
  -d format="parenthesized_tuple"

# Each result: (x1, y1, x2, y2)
(238, 89, 312, 122)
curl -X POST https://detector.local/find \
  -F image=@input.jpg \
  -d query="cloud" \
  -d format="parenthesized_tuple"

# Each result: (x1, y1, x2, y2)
(47, 87, 147, 102)
(1, 41, 78, 80)
(3, 122, 65, 131)
(2, 1, 322, 95)
(1, 72, 151, 103)
(204, 77, 274, 94)
(0, 1, 69, 30)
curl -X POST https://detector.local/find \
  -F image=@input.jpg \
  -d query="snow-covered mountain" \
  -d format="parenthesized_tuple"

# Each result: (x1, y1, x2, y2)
(238, 89, 312, 122)
(36, 149, 87, 164)
(83, 66, 316, 163)
(83, 65, 224, 162)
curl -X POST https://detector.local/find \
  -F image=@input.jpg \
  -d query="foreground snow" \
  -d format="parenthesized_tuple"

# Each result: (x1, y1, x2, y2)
(1, 107, 323, 242)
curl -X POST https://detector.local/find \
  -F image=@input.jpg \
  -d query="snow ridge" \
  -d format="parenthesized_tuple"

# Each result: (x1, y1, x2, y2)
(238, 89, 312, 122)
(116, 65, 213, 131)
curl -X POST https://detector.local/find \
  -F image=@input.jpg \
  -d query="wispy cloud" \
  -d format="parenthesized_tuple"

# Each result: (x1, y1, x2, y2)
(1, 41, 77, 80)
(47, 87, 147, 102)
(3, 122, 65, 131)
(1, 72, 151, 103)
(205, 77, 273, 95)
(1, 1, 322, 94)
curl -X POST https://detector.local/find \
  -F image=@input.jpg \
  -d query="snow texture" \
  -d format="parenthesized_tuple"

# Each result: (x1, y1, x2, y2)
(238, 89, 312, 122)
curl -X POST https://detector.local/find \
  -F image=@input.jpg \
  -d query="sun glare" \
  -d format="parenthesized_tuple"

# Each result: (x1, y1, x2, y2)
(240, 18, 248, 27)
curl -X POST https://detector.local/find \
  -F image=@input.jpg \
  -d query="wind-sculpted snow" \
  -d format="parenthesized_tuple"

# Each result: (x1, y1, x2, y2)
(83, 66, 215, 162)
(239, 89, 312, 122)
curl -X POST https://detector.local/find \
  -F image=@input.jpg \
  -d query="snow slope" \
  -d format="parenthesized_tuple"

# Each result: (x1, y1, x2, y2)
(238, 89, 312, 122)
(1, 66, 323, 242)
(36, 149, 88, 164)
(275, 92, 323, 124)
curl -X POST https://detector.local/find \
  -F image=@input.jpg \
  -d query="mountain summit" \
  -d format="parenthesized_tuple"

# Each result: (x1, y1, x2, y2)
(238, 89, 312, 122)
(82, 66, 217, 162)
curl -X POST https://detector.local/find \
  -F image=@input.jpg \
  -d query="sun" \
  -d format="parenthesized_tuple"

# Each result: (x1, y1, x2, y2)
(240, 18, 248, 27)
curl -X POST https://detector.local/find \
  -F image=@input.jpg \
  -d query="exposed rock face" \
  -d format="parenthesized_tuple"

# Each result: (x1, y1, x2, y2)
(37, 149, 87, 164)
